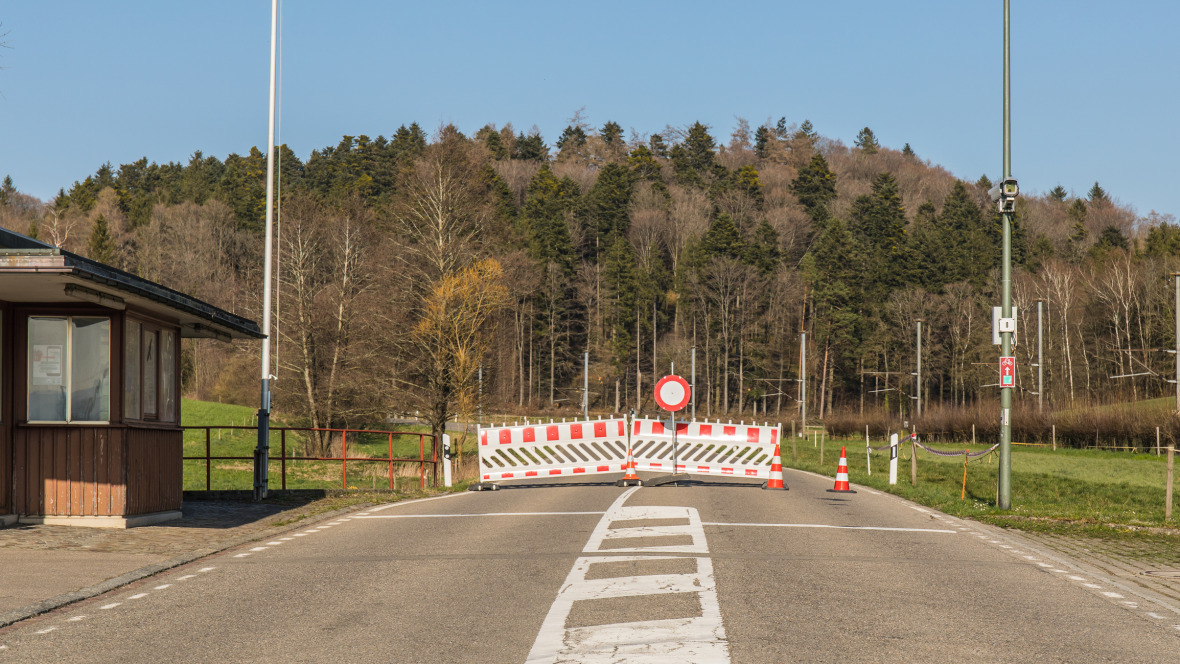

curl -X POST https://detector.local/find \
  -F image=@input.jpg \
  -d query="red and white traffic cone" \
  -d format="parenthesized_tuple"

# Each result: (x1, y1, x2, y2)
(827, 446, 857, 493)
(616, 445, 642, 487)
(762, 442, 787, 490)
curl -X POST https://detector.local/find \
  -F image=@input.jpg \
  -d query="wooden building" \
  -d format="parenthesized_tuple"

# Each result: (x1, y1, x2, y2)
(0, 228, 261, 527)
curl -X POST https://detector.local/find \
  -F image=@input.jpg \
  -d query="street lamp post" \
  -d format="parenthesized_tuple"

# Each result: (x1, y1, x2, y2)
(995, 0, 1017, 510)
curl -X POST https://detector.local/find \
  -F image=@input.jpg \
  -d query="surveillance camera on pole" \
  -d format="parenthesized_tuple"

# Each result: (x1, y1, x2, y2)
(988, 177, 1019, 214)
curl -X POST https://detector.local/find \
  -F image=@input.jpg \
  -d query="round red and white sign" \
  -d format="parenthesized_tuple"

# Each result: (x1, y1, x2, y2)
(654, 374, 691, 412)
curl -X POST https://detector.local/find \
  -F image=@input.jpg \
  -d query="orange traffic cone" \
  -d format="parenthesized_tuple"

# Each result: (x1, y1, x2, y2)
(762, 441, 787, 490)
(827, 447, 856, 493)
(616, 445, 642, 487)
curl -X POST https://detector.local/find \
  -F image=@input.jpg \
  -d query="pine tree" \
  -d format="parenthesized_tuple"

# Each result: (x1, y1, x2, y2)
(794, 120, 816, 142)
(87, 215, 117, 265)
(775, 117, 789, 139)
(587, 163, 635, 242)
(790, 153, 837, 221)
(902, 143, 915, 158)
(753, 126, 772, 158)
(627, 145, 661, 181)
(1048, 185, 1067, 202)
(556, 125, 588, 155)
(514, 130, 548, 161)
(649, 134, 669, 158)
(850, 172, 907, 299)
(26, 219, 39, 240)
(732, 165, 764, 208)
(854, 127, 879, 153)
(0, 175, 14, 206)
(700, 214, 744, 260)
(601, 121, 624, 146)
(744, 220, 780, 275)
(976, 174, 993, 190)
(521, 165, 579, 274)
(1088, 181, 1108, 203)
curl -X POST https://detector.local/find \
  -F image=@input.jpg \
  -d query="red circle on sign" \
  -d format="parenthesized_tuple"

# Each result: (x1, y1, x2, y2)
(654, 375, 691, 412)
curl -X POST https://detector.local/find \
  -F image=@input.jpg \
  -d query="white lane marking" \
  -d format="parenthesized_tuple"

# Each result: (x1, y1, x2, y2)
(234, 553, 251, 558)
(266, 541, 283, 546)
(366, 491, 471, 513)
(176, 574, 196, 580)
(355, 511, 606, 519)
(528, 488, 727, 663)
(280, 537, 293, 541)
(249, 547, 269, 552)
(1082, 583, 1101, 589)
(1037, 563, 1053, 567)
(1146, 613, 1166, 620)
(1103, 592, 1125, 599)
(293, 533, 307, 537)
(128, 593, 148, 600)
(861, 489, 881, 495)
(154, 584, 171, 590)
(100, 603, 120, 610)
(1024, 556, 1039, 560)
(199, 567, 215, 572)
(701, 522, 955, 534)
(909, 507, 930, 513)
(1068, 576, 1087, 581)
(67, 616, 86, 622)
(1051, 569, 1067, 573)
(35, 627, 57, 634)
(999, 545, 1013, 549)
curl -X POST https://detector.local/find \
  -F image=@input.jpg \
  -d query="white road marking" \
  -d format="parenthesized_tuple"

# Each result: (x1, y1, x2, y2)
(1082, 583, 1101, 589)
(1123, 602, 1139, 608)
(198, 567, 215, 572)
(1068, 576, 1086, 581)
(528, 488, 728, 663)
(249, 547, 269, 552)
(128, 593, 148, 600)
(293, 533, 307, 537)
(234, 553, 251, 558)
(1146, 613, 1166, 620)
(1051, 569, 1067, 573)
(176, 574, 196, 580)
(1024, 556, 1039, 560)
(1037, 562, 1053, 567)
(1102, 592, 1125, 599)
(701, 522, 955, 534)
(67, 616, 86, 622)
(366, 491, 471, 513)
(266, 541, 283, 546)
(355, 511, 605, 519)
(280, 537, 293, 541)
(34, 627, 56, 634)
(154, 584, 171, 590)
(100, 603, 120, 610)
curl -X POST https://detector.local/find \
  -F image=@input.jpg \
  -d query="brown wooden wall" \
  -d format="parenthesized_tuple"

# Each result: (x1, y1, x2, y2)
(1, 301, 12, 515)
(12, 426, 181, 517)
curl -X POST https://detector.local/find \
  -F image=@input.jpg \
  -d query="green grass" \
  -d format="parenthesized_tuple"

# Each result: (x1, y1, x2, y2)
(180, 398, 475, 491)
(784, 433, 1177, 539)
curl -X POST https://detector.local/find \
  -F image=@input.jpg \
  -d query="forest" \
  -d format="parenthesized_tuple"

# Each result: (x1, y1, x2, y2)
(3, 116, 1179, 447)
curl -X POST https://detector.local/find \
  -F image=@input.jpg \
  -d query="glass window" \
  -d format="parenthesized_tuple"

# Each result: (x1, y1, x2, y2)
(28, 317, 68, 421)
(125, 319, 141, 420)
(70, 318, 110, 422)
(161, 329, 176, 422)
(143, 330, 158, 418)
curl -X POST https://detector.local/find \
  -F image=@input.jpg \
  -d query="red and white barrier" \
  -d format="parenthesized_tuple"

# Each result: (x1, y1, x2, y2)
(476, 418, 629, 482)
(629, 418, 782, 480)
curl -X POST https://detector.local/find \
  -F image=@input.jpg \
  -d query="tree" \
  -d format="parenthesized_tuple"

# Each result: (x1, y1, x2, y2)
(1088, 181, 1108, 204)
(87, 215, 117, 264)
(1048, 185, 1067, 202)
(514, 128, 548, 161)
(587, 162, 634, 242)
(850, 173, 907, 300)
(0, 175, 14, 207)
(976, 174, 993, 190)
(902, 143, 915, 158)
(854, 127, 879, 153)
(754, 126, 773, 158)
(790, 153, 837, 221)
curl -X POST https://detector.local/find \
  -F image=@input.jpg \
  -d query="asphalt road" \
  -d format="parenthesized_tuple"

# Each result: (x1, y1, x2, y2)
(1, 469, 1178, 663)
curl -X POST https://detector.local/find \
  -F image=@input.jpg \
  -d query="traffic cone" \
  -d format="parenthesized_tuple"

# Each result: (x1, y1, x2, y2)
(616, 445, 642, 487)
(762, 442, 787, 490)
(827, 446, 857, 493)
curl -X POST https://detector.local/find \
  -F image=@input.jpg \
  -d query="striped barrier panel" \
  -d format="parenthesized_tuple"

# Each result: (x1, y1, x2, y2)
(630, 418, 781, 479)
(477, 419, 629, 482)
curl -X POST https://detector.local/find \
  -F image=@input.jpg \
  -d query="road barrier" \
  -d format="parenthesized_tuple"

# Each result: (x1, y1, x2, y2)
(630, 418, 782, 480)
(472, 416, 782, 487)
(474, 418, 630, 484)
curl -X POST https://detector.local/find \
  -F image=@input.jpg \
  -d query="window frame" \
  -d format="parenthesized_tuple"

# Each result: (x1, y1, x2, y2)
(123, 314, 180, 425)
(25, 314, 111, 424)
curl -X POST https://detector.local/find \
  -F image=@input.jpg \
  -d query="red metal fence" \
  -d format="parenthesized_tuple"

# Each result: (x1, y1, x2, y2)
(182, 426, 439, 490)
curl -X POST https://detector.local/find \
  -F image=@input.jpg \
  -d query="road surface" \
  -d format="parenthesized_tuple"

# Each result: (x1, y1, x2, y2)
(1, 469, 1178, 662)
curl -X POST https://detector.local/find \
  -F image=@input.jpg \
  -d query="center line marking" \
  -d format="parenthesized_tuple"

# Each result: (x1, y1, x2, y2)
(701, 522, 956, 534)
(198, 567, 215, 572)
(154, 584, 171, 590)
(355, 511, 606, 519)
(128, 593, 148, 599)
(100, 603, 120, 610)
(35, 627, 57, 634)
(67, 616, 86, 622)
(176, 575, 196, 580)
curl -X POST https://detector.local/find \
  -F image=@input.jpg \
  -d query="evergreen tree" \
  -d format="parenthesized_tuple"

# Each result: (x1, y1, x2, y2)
(587, 163, 635, 243)
(1088, 181, 1108, 203)
(775, 117, 789, 139)
(521, 165, 579, 274)
(1048, 185, 1068, 202)
(649, 134, 669, 158)
(753, 126, 772, 159)
(0, 175, 14, 206)
(555, 125, 588, 155)
(1144, 223, 1180, 258)
(627, 145, 661, 181)
(854, 127, 879, 153)
(1093, 226, 1129, 253)
(87, 215, 117, 265)
(514, 130, 548, 161)
(744, 220, 780, 275)
(790, 153, 837, 221)
(794, 120, 816, 142)
(700, 213, 744, 260)
(601, 234, 639, 376)
(976, 174, 993, 190)
(26, 218, 39, 240)
(850, 172, 907, 299)
(901, 143, 915, 158)
(601, 121, 624, 146)
(477, 125, 508, 160)
(732, 165, 764, 208)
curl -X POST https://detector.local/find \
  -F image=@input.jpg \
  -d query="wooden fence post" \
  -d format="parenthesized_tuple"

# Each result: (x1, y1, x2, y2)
(1156, 427, 1161, 456)
(1052, 424, 1056, 451)
(911, 436, 918, 485)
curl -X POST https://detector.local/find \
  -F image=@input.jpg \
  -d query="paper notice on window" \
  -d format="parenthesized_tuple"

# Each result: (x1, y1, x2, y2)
(32, 345, 63, 385)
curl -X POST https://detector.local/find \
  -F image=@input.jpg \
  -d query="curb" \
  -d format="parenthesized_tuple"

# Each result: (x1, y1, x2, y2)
(0, 502, 370, 629)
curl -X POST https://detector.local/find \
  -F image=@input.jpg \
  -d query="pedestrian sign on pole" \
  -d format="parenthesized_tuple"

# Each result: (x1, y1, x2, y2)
(999, 356, 1016, 388)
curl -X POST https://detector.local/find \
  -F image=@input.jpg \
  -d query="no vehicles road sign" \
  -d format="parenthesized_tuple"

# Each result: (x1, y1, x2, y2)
(654, 375, 691, 412)
(999, 356, 1016, 388)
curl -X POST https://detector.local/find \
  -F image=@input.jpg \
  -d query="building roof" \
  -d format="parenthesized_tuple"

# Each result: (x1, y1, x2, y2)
(0, 227, 262, 340)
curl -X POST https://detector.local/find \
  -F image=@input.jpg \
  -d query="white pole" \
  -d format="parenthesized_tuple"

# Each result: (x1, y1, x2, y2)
(442, 434, 453, 488)
(866, 425, 871, 476)
(889, 433, 899, 485)
(254, 0, 278, 501)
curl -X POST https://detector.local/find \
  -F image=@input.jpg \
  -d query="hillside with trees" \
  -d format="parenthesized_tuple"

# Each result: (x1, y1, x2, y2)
(2, 117, 1178, 444)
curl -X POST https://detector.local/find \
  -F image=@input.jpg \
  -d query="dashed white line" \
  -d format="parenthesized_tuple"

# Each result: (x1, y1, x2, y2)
(34, 627, 57, 634)
(67, 616, 86, 622)
(1082, 583, 1101, 589)
(1146, 613, 1166, 620)
(234, 553, 252, 558)
(266, 541, 283, 546)
(153, 584, 171, 590)
(1067, 575, 1086, 581)
(1102, 592, 1125, 599)
(701, 522, 956, 534)
(100, 603, 121, 610)
(176, 574, 196, 580)
(249, 547, 269, 552)
(198, 567, 215, 572)
(279, 537, 293, 541)
(128, 593, 148, 600)
(1037, 562, 1053, 567)
(293, 533, 307, 537)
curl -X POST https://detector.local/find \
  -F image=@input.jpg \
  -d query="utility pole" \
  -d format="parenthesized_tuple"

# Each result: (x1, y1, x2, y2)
(254, 0, 278, 502)
(690, 346, 697, 420)
(799, 332, 807, 432)
(1174, 274, 1180, 412)
(1036, 299, 1044, 413)
(582, 351, 589, 420)
(915, 319, 923, 418)
(993, 0, 1018, 510)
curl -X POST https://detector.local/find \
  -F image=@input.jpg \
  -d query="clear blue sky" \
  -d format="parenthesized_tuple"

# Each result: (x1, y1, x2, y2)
(2, 1, 1177, 218)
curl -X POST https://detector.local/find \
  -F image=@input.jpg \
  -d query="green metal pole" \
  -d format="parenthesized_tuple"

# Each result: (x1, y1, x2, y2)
(998, 0, 1013, 510)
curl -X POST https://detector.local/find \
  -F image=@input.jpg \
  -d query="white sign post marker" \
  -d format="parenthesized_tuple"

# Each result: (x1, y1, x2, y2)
(889, 433, 899, 486)
(654, 375, 691, 479)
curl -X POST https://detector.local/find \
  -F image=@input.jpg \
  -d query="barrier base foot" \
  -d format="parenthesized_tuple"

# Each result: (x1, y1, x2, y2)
(468, 482, 500, 491)
(644, 473, 690, 487)
(761, 482, 789, 490)
(615, 478, 643, 487)
(826, 488, 857, 493)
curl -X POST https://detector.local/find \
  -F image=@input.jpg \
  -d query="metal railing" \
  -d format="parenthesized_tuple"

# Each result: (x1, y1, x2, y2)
(183, 426, 439, 491)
